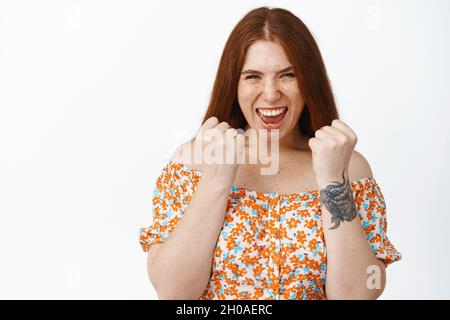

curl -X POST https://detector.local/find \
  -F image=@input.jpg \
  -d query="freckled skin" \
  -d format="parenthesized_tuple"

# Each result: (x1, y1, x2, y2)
(237, 40, 307, 145)
(233, 40, 315, 194)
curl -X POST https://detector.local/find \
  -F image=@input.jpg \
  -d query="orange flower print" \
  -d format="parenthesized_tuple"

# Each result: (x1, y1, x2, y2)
(287, 217, 299, 229)
(139, 162, 402, 300)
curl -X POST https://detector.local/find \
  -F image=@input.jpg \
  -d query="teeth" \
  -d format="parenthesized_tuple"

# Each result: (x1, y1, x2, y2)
(258, 107, 286, 117)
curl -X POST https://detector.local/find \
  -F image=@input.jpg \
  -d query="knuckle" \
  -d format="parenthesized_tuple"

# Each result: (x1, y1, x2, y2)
(206, 117, 218, 127)
(328, 139, 337, 147)
(340, 135, 348, 144)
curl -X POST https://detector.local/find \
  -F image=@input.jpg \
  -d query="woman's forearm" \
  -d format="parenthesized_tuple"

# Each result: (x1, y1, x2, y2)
(147, 172, 231, 300)
(322, 200, 386, 300)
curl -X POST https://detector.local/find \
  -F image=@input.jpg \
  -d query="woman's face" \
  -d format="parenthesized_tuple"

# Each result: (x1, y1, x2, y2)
(237, 40, 305, 140)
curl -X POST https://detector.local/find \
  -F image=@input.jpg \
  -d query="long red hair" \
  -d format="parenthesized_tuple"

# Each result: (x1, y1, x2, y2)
(201, 6, 339, 137)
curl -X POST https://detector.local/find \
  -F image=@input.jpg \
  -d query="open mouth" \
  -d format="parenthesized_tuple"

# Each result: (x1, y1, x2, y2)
(256, 106, 288, 129)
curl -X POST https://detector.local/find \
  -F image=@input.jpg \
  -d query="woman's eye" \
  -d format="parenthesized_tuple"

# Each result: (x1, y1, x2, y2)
(281, 72, 296, 78)
(244, 73, 295, 81)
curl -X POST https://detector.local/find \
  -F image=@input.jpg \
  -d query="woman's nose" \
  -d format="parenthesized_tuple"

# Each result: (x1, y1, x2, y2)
(261, 81, 281, 102)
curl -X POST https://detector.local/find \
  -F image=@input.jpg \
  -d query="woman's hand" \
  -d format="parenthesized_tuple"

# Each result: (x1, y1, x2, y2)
(194, 117, 245, 186)
(308, 119, 358, 188)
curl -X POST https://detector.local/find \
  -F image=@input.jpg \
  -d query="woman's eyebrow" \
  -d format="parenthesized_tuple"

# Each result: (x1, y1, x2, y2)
(241, 66, 294, 75)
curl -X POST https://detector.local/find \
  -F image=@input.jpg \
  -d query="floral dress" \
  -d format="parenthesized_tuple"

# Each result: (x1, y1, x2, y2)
(139, 162, 402, 300)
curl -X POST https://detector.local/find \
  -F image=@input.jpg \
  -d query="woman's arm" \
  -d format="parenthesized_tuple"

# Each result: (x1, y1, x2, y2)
(321, 151, 386, 300)
(322, 204, 386, 299)
(147, 118, 243, 300)
(148, 170, 231, 300)
(308, 119, 387, 299)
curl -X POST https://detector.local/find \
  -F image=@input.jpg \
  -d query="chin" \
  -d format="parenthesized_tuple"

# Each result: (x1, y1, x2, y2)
(266, 129, 286, 141)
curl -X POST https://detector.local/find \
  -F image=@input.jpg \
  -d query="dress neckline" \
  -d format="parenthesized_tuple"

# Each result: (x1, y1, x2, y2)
(168, 161, 374, 198)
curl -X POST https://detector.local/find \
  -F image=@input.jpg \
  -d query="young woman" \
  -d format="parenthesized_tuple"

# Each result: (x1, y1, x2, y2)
(139, 6, 401, 300)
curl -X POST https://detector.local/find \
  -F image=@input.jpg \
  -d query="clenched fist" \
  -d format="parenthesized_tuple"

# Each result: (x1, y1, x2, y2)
(194, 117, 245, 186)
(308, 119, 358, 189)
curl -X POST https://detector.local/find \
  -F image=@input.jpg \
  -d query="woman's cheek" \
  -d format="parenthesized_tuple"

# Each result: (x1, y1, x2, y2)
(240, 89, 257, 112)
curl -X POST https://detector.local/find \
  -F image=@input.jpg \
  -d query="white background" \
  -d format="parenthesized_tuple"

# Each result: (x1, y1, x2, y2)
(0, 0, 449, 299)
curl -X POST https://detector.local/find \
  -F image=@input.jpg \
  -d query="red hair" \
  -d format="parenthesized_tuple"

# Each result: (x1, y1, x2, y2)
(201, 6, 339, 137)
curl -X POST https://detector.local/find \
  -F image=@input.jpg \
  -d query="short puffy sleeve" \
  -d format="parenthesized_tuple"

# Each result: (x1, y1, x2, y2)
(138, 162, 199, 252)
(352, 178, 402, 267)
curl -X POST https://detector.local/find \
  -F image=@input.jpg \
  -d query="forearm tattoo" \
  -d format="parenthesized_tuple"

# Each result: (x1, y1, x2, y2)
(319, 169, 357, 230)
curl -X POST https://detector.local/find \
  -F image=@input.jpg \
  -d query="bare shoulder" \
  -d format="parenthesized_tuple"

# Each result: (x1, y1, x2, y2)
(169, 138, 203, 171)
(348, 150, 374, 181)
